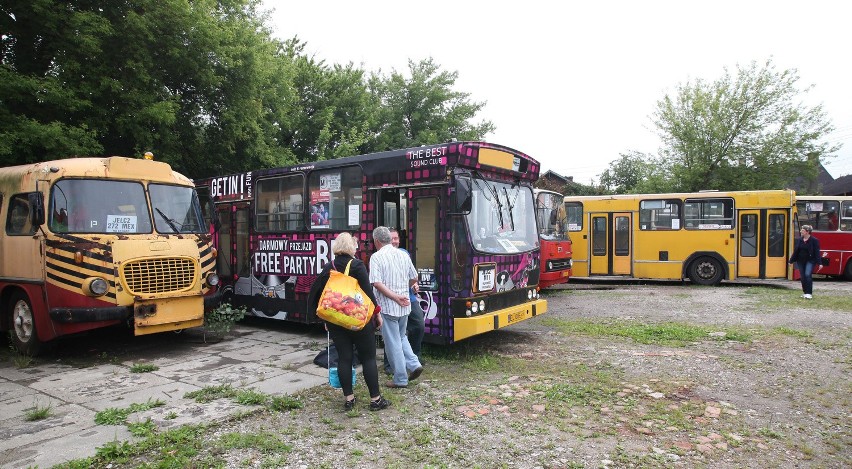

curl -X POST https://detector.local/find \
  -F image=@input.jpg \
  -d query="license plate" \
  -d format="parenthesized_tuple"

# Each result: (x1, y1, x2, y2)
(507, 310, 527, 324)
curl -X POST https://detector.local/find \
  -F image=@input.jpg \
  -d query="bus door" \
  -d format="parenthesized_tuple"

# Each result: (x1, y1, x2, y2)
(215, 202, 251, 297)
(590, 212, 632, 276)
(737, 209, 788, 278)
(3, 194, 44, 282)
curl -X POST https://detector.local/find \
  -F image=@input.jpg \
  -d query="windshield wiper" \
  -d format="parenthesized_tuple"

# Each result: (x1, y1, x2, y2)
(473, 175, 504, 228)
(502, 187, 515, 231)
(156, 208, 181, 233)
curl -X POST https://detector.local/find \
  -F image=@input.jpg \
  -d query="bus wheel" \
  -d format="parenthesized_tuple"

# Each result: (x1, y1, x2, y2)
(844, 260, 852, 281)
(688, 257, 723, 286)
(8, 291, 42, 356)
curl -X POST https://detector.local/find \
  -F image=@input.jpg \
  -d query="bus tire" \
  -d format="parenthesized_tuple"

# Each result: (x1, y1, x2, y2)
(688, 257, 723, 286)
(8, 291, 42, 356)
(844, 260, 852, 281)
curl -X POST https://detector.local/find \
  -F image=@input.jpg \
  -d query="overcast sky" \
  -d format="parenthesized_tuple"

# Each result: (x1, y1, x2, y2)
(262, 0, 852, 184)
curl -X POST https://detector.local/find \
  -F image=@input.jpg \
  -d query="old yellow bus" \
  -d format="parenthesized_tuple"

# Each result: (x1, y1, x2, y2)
(564, 190, 795, 285)
(1, 156, 219, 355)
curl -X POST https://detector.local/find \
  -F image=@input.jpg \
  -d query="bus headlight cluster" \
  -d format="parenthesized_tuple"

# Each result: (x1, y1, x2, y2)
(527, 289, 539, 300)
(83, 277, 109, 297)
(547, 261, 553, 271)
(206, 273, 220, 287)
(465, 300, 487, 316)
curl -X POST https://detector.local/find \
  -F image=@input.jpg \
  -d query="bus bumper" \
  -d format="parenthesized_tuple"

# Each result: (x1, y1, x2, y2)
(134, 296, 204, 335)
(453, 298, 547, 342)
(50, 306, 131, 323)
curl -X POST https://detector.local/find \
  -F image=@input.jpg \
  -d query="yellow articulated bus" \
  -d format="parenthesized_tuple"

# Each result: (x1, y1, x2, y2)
(563, 190, 795, 285)
(0, 155, 220, 355)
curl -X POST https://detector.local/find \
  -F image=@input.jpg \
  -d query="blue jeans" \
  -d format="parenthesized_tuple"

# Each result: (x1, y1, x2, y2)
(381, 313, 422, 386)
(796, 261, 815, 294)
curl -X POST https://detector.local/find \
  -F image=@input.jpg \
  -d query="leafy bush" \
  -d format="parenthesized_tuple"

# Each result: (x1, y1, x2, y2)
(204, 303, 246, 336)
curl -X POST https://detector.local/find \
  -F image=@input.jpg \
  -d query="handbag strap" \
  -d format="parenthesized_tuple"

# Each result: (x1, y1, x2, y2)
(343, 259, 353, 276)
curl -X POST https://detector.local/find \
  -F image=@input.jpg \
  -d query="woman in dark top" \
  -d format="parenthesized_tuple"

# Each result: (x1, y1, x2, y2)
(308, 232, 389, 411)
(788, 225, 821, 299)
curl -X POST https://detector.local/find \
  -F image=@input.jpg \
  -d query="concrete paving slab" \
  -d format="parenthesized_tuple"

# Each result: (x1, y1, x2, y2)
(1, 411, 134, 469)
(219, 340, 302, 362)
(178, 361, 287, 388)
(30, 364, 174, 405)
(248, 370, 328, 395)
(0, 321, 331, 468)
(83, 380, 202, 412)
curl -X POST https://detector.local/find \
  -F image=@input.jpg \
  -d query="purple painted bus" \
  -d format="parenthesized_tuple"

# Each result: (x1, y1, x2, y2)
(195, 141, 547, 344)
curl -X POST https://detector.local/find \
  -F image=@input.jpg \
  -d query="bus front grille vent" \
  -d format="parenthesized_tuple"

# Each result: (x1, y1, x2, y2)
(122, 258, 197, 294)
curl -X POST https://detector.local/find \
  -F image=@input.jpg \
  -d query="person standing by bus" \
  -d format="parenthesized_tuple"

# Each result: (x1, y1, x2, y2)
(789, 225, 821, 299)
(370, 226, 423, 388)
(308, 232, 390, 411)
(380, 229, 425, 373)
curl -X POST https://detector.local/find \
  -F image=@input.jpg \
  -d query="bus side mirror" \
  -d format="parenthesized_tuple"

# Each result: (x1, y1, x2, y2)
(452, 179, 472, 214)
(29, 192, 45, 226)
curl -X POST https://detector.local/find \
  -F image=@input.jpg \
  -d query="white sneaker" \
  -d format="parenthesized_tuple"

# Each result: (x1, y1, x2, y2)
(804, 294, 813, 299)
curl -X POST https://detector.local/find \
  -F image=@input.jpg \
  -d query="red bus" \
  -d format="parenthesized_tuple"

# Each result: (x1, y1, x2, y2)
(534, 189, 572, 287)
(794, 196, 852, 279)
(195, 142, 548, 344)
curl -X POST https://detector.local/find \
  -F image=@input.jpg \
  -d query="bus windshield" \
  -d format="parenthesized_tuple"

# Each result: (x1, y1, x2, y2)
(536, 191, 568, 240)
(50, 179, 153, 233)
(149, 184, 205, 234)
(467, 175, 538, 254)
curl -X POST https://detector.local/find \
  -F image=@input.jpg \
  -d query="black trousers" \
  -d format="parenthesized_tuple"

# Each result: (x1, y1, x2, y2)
(326, 321, 380, 398)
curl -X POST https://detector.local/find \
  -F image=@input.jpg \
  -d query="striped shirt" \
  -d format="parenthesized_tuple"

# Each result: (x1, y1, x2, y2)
(369, 244, 417, 318)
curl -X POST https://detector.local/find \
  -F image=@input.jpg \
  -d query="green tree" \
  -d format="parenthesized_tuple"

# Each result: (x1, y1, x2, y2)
(599, 151, 673, 194)
(368, 58, 495, 150)
(651, 58, 838, 192)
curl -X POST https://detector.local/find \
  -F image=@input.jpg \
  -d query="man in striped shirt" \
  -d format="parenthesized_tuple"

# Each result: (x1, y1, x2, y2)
(370, 226, 423, 388)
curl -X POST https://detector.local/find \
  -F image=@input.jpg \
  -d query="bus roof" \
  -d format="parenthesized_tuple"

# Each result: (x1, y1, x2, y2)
(196, 141, 541, 185)
(0, 157, 192, 189)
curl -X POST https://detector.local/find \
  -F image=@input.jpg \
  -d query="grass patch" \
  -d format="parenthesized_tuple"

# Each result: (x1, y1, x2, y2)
(184, 384, 303, 412)
(744, 286, 852, 312)
(771, 326, 814, 340)
(24, 402, 53, 421)
(129, 363, 159, 373)
(94, 399, 165, 425)
(541, 318, 751, 346)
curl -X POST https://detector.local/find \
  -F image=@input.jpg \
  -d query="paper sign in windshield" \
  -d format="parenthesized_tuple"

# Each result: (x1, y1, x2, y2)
(106, 215, 137, 233)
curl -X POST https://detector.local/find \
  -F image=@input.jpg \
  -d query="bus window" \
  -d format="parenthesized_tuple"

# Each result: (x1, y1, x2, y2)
(150, 184, 205, 233)
(468, 176, 537, 254)
(592, 216, 607, 256)
(565, 202, 583, 231)
(50, 179, 152, 234)
(684, 198, 734, 229)
(6, 195, 34, 235)
(639, 199, 681, 230)
(797, 200, 840, 231)
(740, 214, 757, 257)
(614, 216, 629, 256)
(842, 201, 852, 231)
(308, 166, 362, 230)
(768, 213, 785, 257)
(256, 174, 304, 231)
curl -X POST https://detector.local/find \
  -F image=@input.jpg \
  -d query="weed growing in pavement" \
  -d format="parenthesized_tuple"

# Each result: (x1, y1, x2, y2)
(184, 384, 303, 413)
(127, 418, 156, 437)
(94, 398, 165, 425)
(541, 317, 752, 346)
(129, 363, 159, 373)
(24, 401, 53, 421)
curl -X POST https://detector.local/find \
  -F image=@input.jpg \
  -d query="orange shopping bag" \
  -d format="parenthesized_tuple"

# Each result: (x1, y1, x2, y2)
(316, 260, 375, 330)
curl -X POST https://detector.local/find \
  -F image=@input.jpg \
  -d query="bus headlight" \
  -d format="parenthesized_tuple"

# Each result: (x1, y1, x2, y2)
(547, 261, 553, 271)
(479, 300, 485, 312)
(83, 277, 109, 297)
(471, 301, 478, 313)
(206, 273, 220, 287)
(527, 289, 533, 300)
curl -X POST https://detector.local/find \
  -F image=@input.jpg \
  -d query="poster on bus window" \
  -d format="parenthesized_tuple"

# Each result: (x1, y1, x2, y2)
(310, 190, 330, 228)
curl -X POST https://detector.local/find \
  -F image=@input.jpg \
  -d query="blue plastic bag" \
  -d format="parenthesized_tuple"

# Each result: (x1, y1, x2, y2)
(328, 366, 357, 389)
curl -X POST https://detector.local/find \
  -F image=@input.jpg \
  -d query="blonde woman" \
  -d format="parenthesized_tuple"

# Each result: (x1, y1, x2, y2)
(308, 232, 389, 410)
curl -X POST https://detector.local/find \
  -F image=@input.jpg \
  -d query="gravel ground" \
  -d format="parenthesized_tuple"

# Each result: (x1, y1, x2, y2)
(128, 278, 852, 468)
